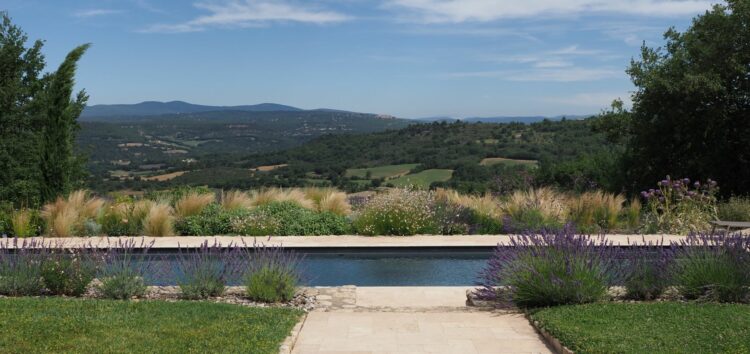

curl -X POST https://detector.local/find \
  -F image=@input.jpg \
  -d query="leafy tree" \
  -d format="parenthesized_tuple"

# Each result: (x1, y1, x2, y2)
(624, 1, 750, 196)
(0, 13, 89, 205)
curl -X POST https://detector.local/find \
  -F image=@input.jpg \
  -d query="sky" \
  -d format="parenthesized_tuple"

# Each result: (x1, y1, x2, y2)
(3, 0, 721, 118)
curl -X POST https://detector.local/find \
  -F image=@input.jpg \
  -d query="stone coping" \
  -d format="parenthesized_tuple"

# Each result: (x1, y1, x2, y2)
(5, 234, 687, 249)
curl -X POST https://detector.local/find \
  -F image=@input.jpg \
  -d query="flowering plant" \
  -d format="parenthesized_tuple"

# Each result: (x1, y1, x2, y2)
(641, 176, 718, 234)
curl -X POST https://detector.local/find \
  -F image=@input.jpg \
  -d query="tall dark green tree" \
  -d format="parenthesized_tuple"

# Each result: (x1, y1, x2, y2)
(0, 12, 89, 205)
(624, 0, 749, 196)
(39, 44, 90, 202)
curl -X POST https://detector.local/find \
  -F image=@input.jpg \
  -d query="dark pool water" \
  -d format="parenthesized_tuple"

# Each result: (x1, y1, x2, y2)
(142, 248, 493, 286)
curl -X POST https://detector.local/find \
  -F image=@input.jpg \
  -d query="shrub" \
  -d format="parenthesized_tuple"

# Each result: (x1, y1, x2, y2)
(174, 192, 215, 218)
(256, 201, 350, 236)
(436, 189, 502, 234)
(0, 239, 45, 296)
(353, 188, 438, 236)
(101, 200, 152, 236)
(477, 227, 623, 308)
(249, 188, 315, 210)
(175, 241, 241, 299)
(672, 233, 750, 303)
(243, 245, 302, 303)
(142, 202, 174, 236)
(40, 190, 105, 237)
(175, 203, 242, 236)
(623, 240, 673, 300)
(230, 210, 281, 236)
(641, 177, 718, 234)
(11, 209, 40, 237)
(42, 246, 101, 296)
(718, 197, 750, 222)
(97, 239, 154, 299)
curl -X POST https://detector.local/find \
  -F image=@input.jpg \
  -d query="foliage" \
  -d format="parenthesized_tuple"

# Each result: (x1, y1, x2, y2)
(41, 247, 101, 296)
(501, 188, 566, 232)
(477, 228, 623, 308)
(353, 188, 439, 236)
(253, 201, 350, 236)
(672, 233, 750, 303)
(244, 245, 302, 303)
(529, 302, 750, 353)
(0, 239, 45, 296)
(718, 196, 750, 221)
(229, 209, 281, 236)
(40, 190, 105, 237)
(175, 203, 242, 236)
(623, 240, 674, 300)
(10, 208, 41, 237)
(0, 298, 302, 354)
(100, 200, 152, 236)
(641, 176, 718, 234)
(142, 202, 174, 236)
(620, 1, 750, 197)
(96, 239, 154, 299)
(174, 241, 241, 299)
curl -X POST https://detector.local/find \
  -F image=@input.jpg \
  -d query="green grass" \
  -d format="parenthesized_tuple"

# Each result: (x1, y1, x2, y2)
(389, 169, 454, 188)
(479, 157, 538, 167)
(0, 297, 302, 354)
(530, 302, 750, 353)
(345, 163, 419, 179)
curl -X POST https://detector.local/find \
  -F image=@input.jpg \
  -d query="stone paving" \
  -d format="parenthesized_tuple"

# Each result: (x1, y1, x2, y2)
(290, 287, 553, 354)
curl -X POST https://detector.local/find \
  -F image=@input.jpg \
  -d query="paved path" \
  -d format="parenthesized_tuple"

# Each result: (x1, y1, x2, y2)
(291, 287, 553, 354)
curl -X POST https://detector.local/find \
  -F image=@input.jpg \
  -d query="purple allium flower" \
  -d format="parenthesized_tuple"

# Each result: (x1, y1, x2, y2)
(694, 181, 701, 188)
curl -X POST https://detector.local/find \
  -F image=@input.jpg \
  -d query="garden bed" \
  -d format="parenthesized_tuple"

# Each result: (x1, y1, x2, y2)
(0, 297, 303, 354)
(528, 302, 750, 353)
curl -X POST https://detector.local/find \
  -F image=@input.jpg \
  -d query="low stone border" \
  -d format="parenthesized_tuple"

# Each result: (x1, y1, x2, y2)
(526, 315, 575, 354)
(279, 312, 307, 354)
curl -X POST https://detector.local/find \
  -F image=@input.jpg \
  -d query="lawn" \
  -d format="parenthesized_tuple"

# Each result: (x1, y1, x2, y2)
(530, 302, 750, 353)
(345, 163, 419, 179)
(479, 157, 538, 168)
(0, 298, 303, 354)
(389, 169, 454, 188)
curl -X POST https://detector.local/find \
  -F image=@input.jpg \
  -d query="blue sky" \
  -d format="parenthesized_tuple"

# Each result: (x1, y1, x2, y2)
(3, 0, 720, 118)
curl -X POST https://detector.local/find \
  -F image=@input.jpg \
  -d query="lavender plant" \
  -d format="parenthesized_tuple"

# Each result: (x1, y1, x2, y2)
(622, 238, 674, 300)
(672, 233, 750, 303)
(0, 238, 45, 296)
(174, 240, 243, 299)
(476, 226, 624, 308)
(641, 176, 718, 234)
(97, 238, 155, 299)
(242, 243, 303, 303)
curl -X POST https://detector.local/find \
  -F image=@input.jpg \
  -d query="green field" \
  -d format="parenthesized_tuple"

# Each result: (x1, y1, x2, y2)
(479, 157, 538, 168)
(0, 297, 302, 354)
(345, 163, 419, 179)
(389, 169, 454, 188)
(530, 302, 750, 353)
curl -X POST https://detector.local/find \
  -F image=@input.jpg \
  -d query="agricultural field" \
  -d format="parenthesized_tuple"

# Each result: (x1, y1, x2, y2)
(389, 169, 454, 188)
(345, 164, 419, 179)
(479, 157, 539, 168)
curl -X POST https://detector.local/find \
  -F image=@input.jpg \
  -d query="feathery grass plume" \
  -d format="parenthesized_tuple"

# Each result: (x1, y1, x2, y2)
(435, 188, 501, 233)
(143, 203, 174, 236)
(624, 197, 642, 231)
(11, 209, 34, 237)
(317, 191, 351, 216)
(174, 191, 215, 218)
(102, 200, 154, 236)
(502, 187, 567, 232)
(249, 188, 315, 210)
(567, 191, 625, 232)
(41, 190, 105, 237)
(221, 190, 253, 211)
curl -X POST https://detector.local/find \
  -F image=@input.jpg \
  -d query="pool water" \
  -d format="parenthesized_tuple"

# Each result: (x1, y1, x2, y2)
(144, 248, 493, 287)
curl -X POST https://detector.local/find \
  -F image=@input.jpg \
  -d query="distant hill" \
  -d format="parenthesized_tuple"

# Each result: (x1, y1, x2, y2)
(414, 115, 592, 124)
(81, 100, 302, 118)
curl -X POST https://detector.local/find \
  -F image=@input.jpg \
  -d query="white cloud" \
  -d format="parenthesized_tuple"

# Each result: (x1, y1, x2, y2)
(74, 9, 123, 18)
(446, 67, 621, 82)
(142, 0, 351, 33)
(385, 0, 715, 23)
